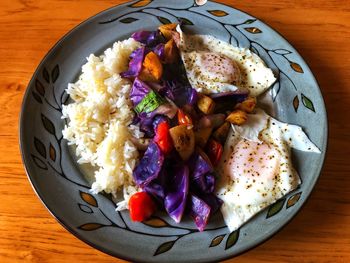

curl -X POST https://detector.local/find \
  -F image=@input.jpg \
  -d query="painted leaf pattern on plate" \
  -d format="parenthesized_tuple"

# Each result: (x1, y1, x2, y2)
(43, 68, 50, 83)
(178, 17, 193, 25)
(207, 10, 228, 17)
(266, 198, 286, 218)
(287, 192, 302, 208)
(154, 240, 176, 256)
(225, 230, 239, 250)
(51, 65, 60, 83)
(158, 16, 171, 25)
(34, 137, 46, 159)
(244, 27, 262, 34)
(31, 154, 48, 170)
(41, 114, 56, 135)
(78, 223, 105, 231)
(301, 93, 315, 112)
(49, 143, 56, 161)
(129, 0, 151, 8)
(143, 217, 168, 227)
(120, 17, 139, 24)
(78, 203, 93, 214)
(293, 95, 299, 112)
(35, 79, 45, 96)
(32, 91, 42, 104)
(80, 191, 98, 207)
(210, 234, 225, 247)
(290, 61, 304, 73)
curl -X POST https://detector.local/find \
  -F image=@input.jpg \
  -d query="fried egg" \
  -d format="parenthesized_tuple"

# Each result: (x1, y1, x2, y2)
(215, 109, 321, 232)
(176, 27, 276, 96)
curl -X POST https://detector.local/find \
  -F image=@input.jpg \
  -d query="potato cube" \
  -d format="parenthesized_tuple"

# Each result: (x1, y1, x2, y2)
(236, 97, 256, 113)
(226, 110, 248, 125)
(197, 94, 215, 114)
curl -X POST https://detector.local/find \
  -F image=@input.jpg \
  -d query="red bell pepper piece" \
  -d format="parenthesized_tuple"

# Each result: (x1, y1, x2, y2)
(205, 139, 223, 167)
(154, 121, 173, 154)
(129, 192, 156, 222)
(177, 109, 192, 125)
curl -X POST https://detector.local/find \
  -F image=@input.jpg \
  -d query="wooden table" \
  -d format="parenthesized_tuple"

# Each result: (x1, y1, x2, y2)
(1, 0, 349, 262)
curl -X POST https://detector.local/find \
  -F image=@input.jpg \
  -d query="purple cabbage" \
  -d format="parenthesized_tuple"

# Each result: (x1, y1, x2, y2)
(138, 112, 155, 137)
(189, 194, 211, 232)
(131, 30, 164, 46)
(120, 47, 146, 79)
(210, 90, 249, 113)
(132, 142, 164, 187)
(189, 150, 213, 180)
(130, 78, 152, 106)
(144, 163, 169, 204)
(199, 194, 223, 215)
(153, 43, 165, 61)
(138, 105, 176, 137)
(195, 173, 215, 194)
(164, 164, 189, 223)
(163, 81, 197, 107)
(189, 151, 215, 194)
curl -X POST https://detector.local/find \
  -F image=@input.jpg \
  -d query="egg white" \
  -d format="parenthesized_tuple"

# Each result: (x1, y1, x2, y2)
(215, 109, 321, 232)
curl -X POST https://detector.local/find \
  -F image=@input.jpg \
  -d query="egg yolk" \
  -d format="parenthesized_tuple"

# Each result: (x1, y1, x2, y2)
(197, 52, 241, 84)
(227, 139, 281, 180)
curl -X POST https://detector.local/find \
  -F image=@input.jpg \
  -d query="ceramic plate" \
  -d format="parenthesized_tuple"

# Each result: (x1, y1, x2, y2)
(20, 0, 327, 262)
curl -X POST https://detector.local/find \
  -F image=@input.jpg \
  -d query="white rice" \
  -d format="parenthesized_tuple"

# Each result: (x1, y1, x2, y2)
(62, 38, 142, 209)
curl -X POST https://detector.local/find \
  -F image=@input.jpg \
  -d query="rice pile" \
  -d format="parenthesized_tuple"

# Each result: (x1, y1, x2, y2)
(62, 38, 142, 208)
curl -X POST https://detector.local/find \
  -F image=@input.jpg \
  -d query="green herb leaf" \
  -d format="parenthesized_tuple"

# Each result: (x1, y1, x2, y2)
(134, 91, 164, 114)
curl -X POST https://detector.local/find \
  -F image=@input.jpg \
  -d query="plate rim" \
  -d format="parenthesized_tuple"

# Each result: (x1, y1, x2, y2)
(19, 0, 328, 262)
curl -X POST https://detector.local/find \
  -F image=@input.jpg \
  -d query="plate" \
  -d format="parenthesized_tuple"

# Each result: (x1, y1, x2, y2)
(19, 0, 327, 262)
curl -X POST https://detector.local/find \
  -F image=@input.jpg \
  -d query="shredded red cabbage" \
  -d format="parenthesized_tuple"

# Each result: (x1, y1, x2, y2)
(131, 30, 164, 47)
(130, 78, 152, 106)
(164, 164, 189, 223)
(120, 47, 146, 79)
(132, 142, 164, 188)
(189, 194, 211, 232)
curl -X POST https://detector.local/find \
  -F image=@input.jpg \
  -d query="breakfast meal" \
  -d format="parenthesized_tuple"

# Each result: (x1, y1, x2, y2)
(62, 23, 320, 232)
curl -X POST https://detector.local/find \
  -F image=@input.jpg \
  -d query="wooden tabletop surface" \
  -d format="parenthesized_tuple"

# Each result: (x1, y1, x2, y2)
(1, 0, 349, 262)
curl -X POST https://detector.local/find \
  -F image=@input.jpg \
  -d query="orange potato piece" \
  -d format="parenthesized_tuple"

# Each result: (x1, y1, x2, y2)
(142, 51, 163, 81)
(164, 39, 179, 64)
(235, 97, 257, 113)
(159, 23, 177, 40)
(226, 110, 248, 125)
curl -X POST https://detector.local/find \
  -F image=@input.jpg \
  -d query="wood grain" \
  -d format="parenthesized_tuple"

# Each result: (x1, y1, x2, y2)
(0, 0, 349, 262)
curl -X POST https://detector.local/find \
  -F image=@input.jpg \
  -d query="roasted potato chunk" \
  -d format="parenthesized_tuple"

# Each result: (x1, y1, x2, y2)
(159, 23, 178, 40)
(139, 51, 163, 82)
(194, 127, 213, 148)
(197, 94, 215, 114)
(213, 122, 230, 144)
(164, 39, 179, 64)
(169, 125, 195, 161)
(226, 110, 248, 125)
(235, 97, 257, 113)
